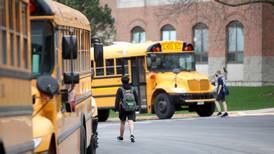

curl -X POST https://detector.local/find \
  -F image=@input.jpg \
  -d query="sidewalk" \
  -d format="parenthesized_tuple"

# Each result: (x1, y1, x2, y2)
(107, 108, 274, 122)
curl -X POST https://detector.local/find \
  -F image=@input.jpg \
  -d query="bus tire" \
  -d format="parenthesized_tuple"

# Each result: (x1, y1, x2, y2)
(48, 135, 57, 154)
(196, 102, 215, 117)
(80, 126, 87, 154)
(87, 134, 97, 154)
(87, 118, 97, 154)
(98, 109, 109, 122)
(154, 93, 175, 119)
(0, 139, 6, 154)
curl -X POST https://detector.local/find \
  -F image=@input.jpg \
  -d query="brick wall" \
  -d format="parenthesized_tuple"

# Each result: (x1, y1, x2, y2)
(100, 0, 274, 85)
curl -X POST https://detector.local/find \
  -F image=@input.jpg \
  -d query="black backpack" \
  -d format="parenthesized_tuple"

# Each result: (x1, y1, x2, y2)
(120, 87, 137, 112)
(223, 84, 229, 96)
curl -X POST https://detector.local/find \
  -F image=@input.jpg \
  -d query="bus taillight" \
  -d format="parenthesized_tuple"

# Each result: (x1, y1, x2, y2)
(30, 0, 37, 15)
(183, 43, 194, 51)
(149, 43, 162, 52)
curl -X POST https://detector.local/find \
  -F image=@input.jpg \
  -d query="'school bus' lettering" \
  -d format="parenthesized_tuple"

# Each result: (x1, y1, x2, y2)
(161, 42, 183, 52)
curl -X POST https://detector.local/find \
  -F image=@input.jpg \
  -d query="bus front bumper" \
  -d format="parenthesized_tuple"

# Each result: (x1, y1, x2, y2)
(170, 93, 216, 104)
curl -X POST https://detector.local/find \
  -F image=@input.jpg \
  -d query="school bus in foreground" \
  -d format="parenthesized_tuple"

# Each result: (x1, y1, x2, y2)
(91, 40, 216, 121)
(30, 1, 97, 153)
(0, 0, 33, 153)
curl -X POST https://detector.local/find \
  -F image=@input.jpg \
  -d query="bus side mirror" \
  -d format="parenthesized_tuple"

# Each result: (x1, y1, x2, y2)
(63, 73, 80, 84)
(37, 75, 59, 98)
(62, 35, 77, 59)
(94, 43, 104, 66)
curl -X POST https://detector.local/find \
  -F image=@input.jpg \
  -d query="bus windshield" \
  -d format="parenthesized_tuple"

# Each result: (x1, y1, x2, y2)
(147, 53, 195, 72)
(31, 20, 54, 76)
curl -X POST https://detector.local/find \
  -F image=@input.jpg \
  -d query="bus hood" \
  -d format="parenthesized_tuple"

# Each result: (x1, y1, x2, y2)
(154, 72, 214, 93)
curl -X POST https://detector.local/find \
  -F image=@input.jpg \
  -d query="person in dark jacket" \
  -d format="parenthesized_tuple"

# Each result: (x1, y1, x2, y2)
(215, 70, 229, 117)
(115, 75, 139, 142)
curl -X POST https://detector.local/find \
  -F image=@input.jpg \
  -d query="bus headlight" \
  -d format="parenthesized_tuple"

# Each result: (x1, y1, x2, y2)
(171, 88, 186, 93)
(33, 137, 42, 148)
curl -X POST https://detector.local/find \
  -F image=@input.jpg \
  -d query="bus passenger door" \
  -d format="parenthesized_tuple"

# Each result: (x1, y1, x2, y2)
(130, 57, 147, 113)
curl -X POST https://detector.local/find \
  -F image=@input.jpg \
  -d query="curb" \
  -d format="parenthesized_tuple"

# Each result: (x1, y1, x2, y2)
(106, 108, 274, 122)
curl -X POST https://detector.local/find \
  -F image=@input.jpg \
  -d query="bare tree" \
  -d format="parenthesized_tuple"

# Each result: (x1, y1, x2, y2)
(214, 0, 274, 7)
(156, 0, 267, 44)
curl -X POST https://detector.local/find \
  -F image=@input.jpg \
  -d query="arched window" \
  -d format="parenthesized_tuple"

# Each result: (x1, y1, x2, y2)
(131, 26, 145, 43)
(227, 21, 244, 63)
(193, 23, 208, 63)
(161, 24, 176, 41)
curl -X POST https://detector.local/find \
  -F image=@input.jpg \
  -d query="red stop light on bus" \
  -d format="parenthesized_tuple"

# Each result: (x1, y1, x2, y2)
(183, 43, 194, 51)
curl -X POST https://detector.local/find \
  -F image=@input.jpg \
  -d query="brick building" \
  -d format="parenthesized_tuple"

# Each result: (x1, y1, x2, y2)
(100, 0, 274, 86)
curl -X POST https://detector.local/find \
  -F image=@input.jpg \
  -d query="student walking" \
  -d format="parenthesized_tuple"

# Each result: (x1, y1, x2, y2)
(115, 76, 139, 142)
(215, 69, 229, 117)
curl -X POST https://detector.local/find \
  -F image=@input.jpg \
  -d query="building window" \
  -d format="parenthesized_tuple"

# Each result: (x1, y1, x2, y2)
(193, 23, 208, 63)
(131, 26, 145, 43)
(227, 21, 244, 63)
(161, 24, 176, 41)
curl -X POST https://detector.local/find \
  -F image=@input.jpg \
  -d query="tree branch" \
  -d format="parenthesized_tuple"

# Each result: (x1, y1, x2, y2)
(214, 0, 274, 7)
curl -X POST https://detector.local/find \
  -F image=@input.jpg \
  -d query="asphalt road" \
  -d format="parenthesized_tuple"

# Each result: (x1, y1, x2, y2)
(96, 115, 274, 154)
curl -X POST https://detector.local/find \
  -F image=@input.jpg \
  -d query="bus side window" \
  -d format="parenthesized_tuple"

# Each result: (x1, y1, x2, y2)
(96, 65, 104, 76)
(116, 58, 122, 75)
(95, 57, 104, 77)
(116, 58, 128, 75)
(124, 59, 128, 75)
(106, 59, 114, 75)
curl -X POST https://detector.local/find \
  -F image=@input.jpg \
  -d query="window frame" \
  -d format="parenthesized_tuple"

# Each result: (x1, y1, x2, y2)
(192, 23, 208, 64)
(131, 26, 145, 43)
(226, 21, 244, 64)
(0, 0, 30, 70)
(161, 24, 176, 41)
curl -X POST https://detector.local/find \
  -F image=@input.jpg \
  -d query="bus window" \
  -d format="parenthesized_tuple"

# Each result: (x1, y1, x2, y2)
(186, 54, 195, 71)
(32, 49, 40, 74)
(148, 53, 195, 72)
(96, 65, 104, 76)
(16, 0, 20, 67)
(0, 0, 5, 64)
(116, 58, 128, 75)
(22, 3, 28, 69)
(31, 21, 54, 76)
(106, 59, 114, 75)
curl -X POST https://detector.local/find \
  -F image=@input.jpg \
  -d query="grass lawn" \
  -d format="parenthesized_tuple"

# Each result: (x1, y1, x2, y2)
(109, 86, 274, 117)
(226, 86, 274, 111)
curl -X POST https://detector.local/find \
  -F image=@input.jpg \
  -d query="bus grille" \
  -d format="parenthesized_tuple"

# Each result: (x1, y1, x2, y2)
(188, 79, 209, 91)
(179, 93, 214, 100)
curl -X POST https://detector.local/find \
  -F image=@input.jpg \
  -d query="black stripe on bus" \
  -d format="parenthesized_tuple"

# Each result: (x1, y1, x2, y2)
(75, 93, 93, 105)
(57, 113, 93, 145)
(92, 82, 146, 89)
(5, 140, 34, 154)
(0, 68, 32, 80)
(94, 75, 122, 79)
(92, 84, 122, 89)
(0, 106, 33, 117)
(93, 94, 116, 98)
(57, 122, 81, 144)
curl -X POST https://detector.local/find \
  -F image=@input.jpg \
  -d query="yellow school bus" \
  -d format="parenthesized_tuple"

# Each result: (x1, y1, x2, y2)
(0, 0, 34, 153)
(30, 1, 97, 153)
(91, 40, 215, 121)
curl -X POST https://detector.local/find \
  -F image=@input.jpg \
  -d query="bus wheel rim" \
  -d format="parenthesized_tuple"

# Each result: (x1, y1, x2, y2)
(158, 100, 167, 113)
